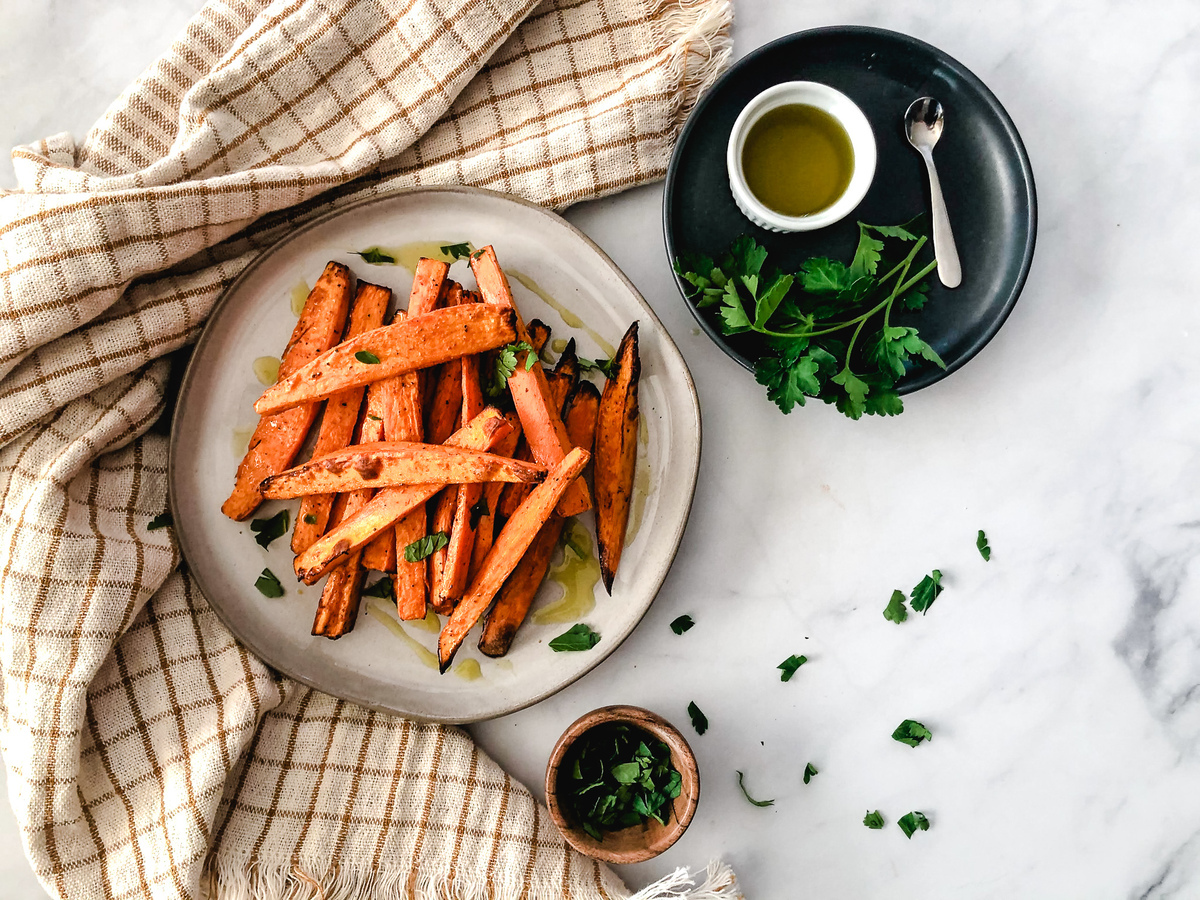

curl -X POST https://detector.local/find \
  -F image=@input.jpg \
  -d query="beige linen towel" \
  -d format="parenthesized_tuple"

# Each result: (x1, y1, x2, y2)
(0, 0, 735, 898)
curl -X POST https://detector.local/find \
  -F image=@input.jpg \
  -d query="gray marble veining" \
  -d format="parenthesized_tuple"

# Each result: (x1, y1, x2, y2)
(4, 1, 1200, 898)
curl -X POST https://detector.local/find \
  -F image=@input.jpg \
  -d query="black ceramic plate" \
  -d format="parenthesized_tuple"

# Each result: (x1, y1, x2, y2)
(664, 26, 1036, 393)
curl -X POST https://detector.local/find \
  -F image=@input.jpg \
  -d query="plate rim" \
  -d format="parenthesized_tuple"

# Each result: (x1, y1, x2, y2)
(169, 184, 703, 723)
(662, 24, 1039, 394)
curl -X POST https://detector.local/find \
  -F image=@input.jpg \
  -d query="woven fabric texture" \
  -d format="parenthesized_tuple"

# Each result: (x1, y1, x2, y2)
(0, 0, 731, 897)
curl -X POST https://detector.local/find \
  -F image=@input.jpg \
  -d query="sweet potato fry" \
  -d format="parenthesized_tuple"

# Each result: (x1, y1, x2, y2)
(595, 322, 640, 593)
(478, 518, 564, 657)
(433, 342, 487, 611)
(426, 484, 458, 615)
(312, 553, 365, 638)
(254, 303, 517, 416)
(563, 380, 601, 455)
(423, 282, 464, 441)
(438, 447, 591, 671)
(407, 258, 449, 398)
(495, 441, 534, 520)
(495, 368, 574, 519)
(259, 443, 545, 498)
(527, 319, 551, 354)
(312, 485, 372, 638)
(468, 415, 521, 583)
(292, 281, 392, 552)
(478, 382, 599, 657)
(222, 261, 352, 520)
(374, 309, 429, 615)
(470, 246, 591, 517)
(408, 258, 450, 317)
(358, 384, 396, 572)
(552, 337, 581, 386)
(294, 409, 515, 583)
(392, 506, 427, 619)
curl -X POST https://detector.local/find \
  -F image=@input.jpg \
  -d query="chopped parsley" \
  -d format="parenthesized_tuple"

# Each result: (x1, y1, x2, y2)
(548, 623, 600, 652)
(353, 247, 396, 265)
(303, 513, 317, 524)
(355, 350, 381, 365)
(777, 654, 807, 682)
(362, 577, 394, 600)
(562, 723, 682, 840)
(670, 614, 695, 635)
(803, 763, 818, 784)
(403, 532, 449, 562)
(977, 529, 991, 561)
(883, 589, 909, 623)
(736, 771, 774, 807)
(898, 811, 930, 838)
(255, 568, 284, 598)
(687, 701, 708, 735)
(909, 569, 943, 614)
(488, 341, 535, 396)
(249, 509, 289, 549)
(440, 242, 473, 260)
(863, 810, 885, 829)
(147, 512, 172, 531)
(892, 719, 932, 748)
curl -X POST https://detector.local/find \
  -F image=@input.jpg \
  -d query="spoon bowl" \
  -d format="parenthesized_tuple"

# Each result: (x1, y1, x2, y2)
(905, 96, 945, 149)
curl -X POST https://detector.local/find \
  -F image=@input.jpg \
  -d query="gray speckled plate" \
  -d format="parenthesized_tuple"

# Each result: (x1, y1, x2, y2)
(169, 186, 701, 723)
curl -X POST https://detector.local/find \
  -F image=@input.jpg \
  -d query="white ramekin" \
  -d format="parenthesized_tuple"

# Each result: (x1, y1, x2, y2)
(727, 81, 877, 233)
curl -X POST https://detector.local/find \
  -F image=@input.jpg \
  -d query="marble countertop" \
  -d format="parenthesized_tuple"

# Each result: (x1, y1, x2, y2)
(5, 1, 1200, 898)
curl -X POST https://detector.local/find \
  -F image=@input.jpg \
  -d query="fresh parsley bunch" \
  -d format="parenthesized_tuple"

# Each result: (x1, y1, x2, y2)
(675, 221, 943, 419)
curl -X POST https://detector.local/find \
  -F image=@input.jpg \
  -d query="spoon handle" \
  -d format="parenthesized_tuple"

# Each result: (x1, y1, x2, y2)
(920, 148, 962, 288)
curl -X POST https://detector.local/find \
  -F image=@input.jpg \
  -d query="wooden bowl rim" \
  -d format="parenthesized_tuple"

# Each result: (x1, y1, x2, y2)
(544, 704, 700, 864)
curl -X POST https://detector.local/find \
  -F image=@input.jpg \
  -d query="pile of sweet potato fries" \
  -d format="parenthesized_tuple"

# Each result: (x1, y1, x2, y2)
(221, 247, 641, 672)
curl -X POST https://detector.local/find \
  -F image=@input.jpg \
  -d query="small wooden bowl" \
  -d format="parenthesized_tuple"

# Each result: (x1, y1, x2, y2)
(545, 705, 700, 863)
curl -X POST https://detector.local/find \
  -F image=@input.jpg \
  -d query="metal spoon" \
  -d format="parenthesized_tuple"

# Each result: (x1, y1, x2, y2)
(904, 97, 962, 288)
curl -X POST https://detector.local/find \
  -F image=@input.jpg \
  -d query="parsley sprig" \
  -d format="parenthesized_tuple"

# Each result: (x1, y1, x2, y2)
(674, 221, 942, 419)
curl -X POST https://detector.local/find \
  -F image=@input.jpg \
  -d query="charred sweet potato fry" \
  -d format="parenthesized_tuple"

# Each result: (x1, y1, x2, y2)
(478, 382, 599, 657)
(438, 447, 591, 671)
(426, 484, 458, 614)
(292, 281, 391, 553)
(311, 482, 372, 638)
(294, 409, 515, 584)
(527, 319, 551, 354)
(478, 519, 564, 657)
(468, 415, 521, 583)
(254, 303, 516, 416)
(259, 443, 545, 498)
(222, 261, 352, 520)
(470, 246, 591, 517)
(563, 380, 601, 456)
(595, 322, 640, 593)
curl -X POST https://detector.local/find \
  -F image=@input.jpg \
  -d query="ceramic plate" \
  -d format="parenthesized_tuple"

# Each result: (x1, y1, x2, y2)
(664, 26, 1037, 392)
(170, 187, 701, 723)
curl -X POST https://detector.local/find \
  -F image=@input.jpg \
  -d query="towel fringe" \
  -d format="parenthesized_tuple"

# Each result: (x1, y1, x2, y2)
(628, 860, 742, 900)
(202, 855, 738, 900)
(652, 0, 735, 135)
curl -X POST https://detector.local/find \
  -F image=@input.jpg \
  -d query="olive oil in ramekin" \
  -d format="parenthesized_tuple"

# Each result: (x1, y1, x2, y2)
(741, 104, 855, 217)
